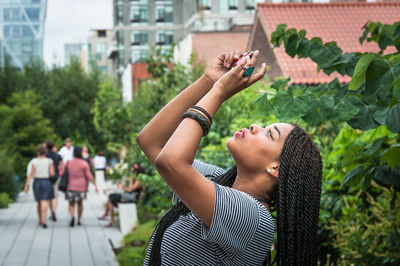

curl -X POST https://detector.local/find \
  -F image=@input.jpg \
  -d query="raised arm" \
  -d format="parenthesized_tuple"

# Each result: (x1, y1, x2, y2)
(137, 52, 241, 165)
(154, 51, 266, 226)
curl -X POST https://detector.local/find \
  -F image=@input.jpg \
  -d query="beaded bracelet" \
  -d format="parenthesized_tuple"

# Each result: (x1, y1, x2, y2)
(181, 110, 210, 136)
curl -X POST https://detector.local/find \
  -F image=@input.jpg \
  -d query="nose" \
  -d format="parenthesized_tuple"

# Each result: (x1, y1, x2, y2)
(250, 124, 262, 134)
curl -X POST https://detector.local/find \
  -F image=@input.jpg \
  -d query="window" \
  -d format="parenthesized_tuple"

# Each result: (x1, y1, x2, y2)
(22, 42, 33, 53)
(155, 5, 173, 23)
(3, 8, 22, 21)
(117, 30, 124, 47)
(96, 43, 107, 53)
(219, 0, 238, 12)
(156, 31, 173, 45)
(245, 0, 255, 10)
(119, 50, 125, 67)
(131, 31, 148, 45)
(117, 5, 124, 25)
(25, 8, 40, 21)
(197, 0, 211, 10)
(131, 49, 149, 63)
(130, 5, 148, 23)
(98, 30, 106, 37)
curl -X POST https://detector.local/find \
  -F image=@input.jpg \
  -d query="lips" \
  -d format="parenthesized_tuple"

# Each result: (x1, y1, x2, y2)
(234, 128, 246, 138)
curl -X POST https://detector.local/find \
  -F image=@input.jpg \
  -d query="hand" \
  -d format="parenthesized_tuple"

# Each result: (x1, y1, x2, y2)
(213, 50, 266, 101)
(95, 186, 99, 193)
(205, 50, 242, 83)
(117, 184, 124, 189)
(24, 184, 29, 193)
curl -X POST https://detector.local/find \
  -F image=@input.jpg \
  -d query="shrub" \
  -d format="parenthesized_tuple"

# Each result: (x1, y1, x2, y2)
(0, 192, 12, 208)
(328, 185, 400, 265)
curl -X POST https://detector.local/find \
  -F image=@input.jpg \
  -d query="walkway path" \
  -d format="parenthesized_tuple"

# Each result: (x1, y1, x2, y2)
(0, 189, 122, 266)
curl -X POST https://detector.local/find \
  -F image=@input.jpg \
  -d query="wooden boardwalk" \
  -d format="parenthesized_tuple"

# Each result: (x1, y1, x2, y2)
(0, 189, 122, 266)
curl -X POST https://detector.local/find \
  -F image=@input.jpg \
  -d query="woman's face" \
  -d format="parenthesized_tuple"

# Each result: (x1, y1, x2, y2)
(227, 123, 294, 173)
(82, 146, 88, 153)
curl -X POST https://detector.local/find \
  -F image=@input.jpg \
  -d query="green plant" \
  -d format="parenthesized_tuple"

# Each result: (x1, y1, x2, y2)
(329, 186, 400, 265)
(0, 192, 12, 208)
(116, 219, 158, 266)
(264, 21, 400, 192)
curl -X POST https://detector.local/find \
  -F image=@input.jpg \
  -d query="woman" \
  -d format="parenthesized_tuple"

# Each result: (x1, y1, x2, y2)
(93, 150, 107, 193)
(137, 50, 323, 265)
(24, 145, 55, 228)
(82, 145, 94, 169)
(63, 146, 99, 227)
(98, 164, 144, 227)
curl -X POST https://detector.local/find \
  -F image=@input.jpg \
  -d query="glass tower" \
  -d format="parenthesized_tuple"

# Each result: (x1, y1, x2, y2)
(0, 0, 47, 69)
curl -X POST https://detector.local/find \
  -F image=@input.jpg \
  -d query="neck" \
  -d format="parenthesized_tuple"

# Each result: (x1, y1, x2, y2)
(232, 170, 275, 208)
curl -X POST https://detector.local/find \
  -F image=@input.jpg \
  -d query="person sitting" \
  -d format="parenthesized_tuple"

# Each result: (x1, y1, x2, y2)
(98, 164, 145, 227)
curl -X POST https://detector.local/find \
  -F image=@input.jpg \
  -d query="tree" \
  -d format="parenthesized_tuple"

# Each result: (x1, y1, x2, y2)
(0, 90, 56, 178)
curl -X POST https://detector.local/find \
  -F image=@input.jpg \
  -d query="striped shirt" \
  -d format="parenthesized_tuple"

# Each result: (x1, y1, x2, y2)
(144, 160, 275, 265)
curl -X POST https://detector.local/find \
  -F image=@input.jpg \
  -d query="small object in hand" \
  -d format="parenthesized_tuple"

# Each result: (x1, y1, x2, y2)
(232, 51, 254, 67)
(243, 66, 254, 77)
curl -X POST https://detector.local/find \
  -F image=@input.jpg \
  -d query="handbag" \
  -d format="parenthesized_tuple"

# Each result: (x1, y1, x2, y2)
(58, 162, 69, 192)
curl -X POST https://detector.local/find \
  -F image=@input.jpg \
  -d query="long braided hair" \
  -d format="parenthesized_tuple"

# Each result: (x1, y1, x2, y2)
(148, 124, 322, 265)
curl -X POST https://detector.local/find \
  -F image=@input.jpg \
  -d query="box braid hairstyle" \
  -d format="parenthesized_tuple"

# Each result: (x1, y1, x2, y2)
(147, 124, 322, 266)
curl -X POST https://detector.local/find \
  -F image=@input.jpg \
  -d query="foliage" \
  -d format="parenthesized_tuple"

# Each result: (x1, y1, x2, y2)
(0, 192, 12, 208)
(0, 148, 16, 200)
(329, 186, 400, 265)
(0, 58, 106, 151)
(265, 22, 400, 191)
(266, 21, 400, 263)
(92, 80, 134, 145)
(116, 219, 158, 266)
(136, 172, 173, 218)
(0, 90, 56, 178)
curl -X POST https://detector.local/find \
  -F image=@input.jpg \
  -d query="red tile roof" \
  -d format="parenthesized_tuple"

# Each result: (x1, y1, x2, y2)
(257, 2, 400, 84)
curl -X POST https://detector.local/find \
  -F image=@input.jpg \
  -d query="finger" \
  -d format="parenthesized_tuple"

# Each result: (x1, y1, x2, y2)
(248, 63, 267, 83)
(237, 57, 251, 77)
(223, 52, 234, 68)
(248, 50, 259, 67)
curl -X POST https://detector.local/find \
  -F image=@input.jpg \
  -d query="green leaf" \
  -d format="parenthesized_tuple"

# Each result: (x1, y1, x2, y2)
(285, 32, 300, 58)
(374, 164, 400, 190)
(254, 93, 274, 116)
(386, 103, 400, 133)
(381, 144, 400, 169)
(271, 24, 287, 46)
(340, 165, 364, 189)
(335, 96, 363, 122)
(348, 54, 376, 91)
(364, 59, 393, 102)
(371, 101, 390, 125)
(347, 105, 380, 131)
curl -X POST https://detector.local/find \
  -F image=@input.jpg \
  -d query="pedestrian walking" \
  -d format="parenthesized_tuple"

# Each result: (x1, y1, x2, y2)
(24, 145, 55, 228)
(93, 150, 107, 193)
(62, 146, 98, 227)
(81, 145, 94, 170)
(45, 141, 63, 222)
(59, 138, 74, 163)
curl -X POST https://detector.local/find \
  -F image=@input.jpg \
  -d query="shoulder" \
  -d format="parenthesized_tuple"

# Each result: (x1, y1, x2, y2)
(193, 159, 226, 179)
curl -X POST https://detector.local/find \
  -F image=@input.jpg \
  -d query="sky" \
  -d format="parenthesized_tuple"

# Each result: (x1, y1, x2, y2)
(43, 0, 113, 66)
